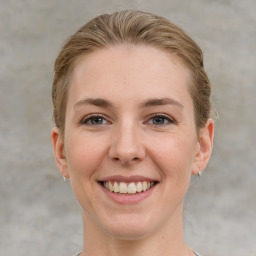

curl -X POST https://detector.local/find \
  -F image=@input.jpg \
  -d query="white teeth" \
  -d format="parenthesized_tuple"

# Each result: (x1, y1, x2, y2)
(119, 182, 128, 194)
(136, 182, 143, 192)
(109, 182, 114, 192)
(127, 183, 137, 194)
(114, 182, 119, 193)
(103, 181, 155, 194)
(142, 181, 147, 192)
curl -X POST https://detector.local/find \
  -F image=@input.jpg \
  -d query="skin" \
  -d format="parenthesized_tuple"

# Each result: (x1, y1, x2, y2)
(51, 45, 214, 256)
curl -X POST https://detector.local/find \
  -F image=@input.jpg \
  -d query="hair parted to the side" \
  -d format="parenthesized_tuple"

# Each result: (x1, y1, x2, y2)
(52, 9, 212, 134)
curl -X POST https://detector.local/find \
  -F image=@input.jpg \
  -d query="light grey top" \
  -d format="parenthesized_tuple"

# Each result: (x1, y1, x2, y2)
(74, 252, 201, 256)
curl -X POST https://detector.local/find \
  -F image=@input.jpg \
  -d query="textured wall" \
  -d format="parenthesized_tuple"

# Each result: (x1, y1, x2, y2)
(1, 1, 255, 255)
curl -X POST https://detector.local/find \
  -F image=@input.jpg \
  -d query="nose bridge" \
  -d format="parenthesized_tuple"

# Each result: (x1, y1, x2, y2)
(109, 117, 145, 165)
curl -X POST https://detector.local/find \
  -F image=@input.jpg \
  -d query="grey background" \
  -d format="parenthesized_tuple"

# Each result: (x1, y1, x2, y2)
(1, 1, 255, 255)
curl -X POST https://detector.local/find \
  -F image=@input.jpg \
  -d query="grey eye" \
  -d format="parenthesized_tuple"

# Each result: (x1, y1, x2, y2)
(81, 116, 108, 125)
(147, 114, 174, 126)
(89, 117, 105, 125)
(152, 117, 166, 125)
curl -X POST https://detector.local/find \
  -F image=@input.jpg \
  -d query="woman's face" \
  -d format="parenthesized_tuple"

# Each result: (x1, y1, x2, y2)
(52, 45, 213, 240)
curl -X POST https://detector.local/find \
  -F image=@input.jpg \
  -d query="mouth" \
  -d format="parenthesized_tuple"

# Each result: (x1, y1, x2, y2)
(99, 181, 158, 195)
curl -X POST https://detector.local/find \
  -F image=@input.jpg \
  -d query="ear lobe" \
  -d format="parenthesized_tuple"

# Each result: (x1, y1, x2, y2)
(192, 118, 214, 175)
(51, 127, 69, 178)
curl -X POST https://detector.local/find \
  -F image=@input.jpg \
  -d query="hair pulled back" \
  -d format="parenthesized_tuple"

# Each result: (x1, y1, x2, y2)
(52, 10, 212, 134)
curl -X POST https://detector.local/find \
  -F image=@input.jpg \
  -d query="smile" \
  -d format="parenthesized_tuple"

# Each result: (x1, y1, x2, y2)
(102, 181, 156, 194)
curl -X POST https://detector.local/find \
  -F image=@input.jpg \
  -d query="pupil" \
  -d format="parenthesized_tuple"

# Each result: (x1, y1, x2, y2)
(92, 118, 103, 125)
(153, 117, 164, 125)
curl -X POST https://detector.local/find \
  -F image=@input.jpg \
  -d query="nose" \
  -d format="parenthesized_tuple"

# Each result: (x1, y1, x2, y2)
(109, 122, 145, 166)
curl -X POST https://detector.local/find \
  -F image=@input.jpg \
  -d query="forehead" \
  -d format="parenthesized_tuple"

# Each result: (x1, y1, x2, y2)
(68, 45, 192, 107)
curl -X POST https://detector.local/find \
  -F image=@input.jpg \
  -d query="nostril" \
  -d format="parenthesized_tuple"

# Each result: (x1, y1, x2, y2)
(111, 156, 141, 165)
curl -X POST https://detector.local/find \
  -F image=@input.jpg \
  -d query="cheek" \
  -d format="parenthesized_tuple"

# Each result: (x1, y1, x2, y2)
(64, 134, 108, 213)
(65, 134, 107, 178)
(150, 134, 196, 178)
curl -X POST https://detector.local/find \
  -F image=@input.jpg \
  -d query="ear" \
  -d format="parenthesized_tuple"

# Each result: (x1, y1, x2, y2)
(51, 127, 70, 179)
(192, 118, 214, 175)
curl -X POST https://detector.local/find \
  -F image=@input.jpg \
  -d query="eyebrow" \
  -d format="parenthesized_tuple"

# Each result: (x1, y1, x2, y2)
(140, 98, 184, 108)
(74, 97, 184, 109)
(74, 98, 113, 109)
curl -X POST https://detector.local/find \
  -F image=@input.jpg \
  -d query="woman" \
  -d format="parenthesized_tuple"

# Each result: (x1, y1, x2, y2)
(51, 10, 214, 256)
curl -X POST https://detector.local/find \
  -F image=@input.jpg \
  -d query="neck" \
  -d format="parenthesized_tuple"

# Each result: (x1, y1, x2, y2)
(80, 206, 194, 256)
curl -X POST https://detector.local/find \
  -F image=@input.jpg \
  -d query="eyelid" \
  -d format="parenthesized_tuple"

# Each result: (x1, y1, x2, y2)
(79, 113, 175, 126)
(145, 113, 176, 125)
(80, 113, 111, 125)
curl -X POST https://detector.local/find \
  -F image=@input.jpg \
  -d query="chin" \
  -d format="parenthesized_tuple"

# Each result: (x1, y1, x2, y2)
(103, 214, 156, 240)
(107, 226, 152, 241)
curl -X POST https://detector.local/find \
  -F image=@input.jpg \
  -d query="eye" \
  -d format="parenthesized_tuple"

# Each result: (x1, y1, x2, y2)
(147, 114, 174, 126)
(81, 114, 109, 126)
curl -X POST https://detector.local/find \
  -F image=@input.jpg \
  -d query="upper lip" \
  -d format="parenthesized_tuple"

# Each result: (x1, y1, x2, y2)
(99, 175, 158, 183)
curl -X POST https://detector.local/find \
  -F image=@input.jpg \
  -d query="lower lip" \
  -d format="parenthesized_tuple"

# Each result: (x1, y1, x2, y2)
(100, 184, 157, 204)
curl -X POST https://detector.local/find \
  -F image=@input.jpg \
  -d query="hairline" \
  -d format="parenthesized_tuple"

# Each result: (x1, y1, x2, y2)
(58, 42, 200, 137)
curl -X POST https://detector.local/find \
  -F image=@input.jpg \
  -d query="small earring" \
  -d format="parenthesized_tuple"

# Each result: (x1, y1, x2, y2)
(63, 176, 67, 181)
(198, 170, 203, 177)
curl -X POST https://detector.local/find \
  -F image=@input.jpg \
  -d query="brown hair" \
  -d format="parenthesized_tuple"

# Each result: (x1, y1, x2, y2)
(52, 9, 212, 134)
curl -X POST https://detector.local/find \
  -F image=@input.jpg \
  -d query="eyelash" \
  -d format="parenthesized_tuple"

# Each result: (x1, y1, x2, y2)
(80, 114, 110, 126)
(146, 113, 175, 126)
(80, 113, 175, 127)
